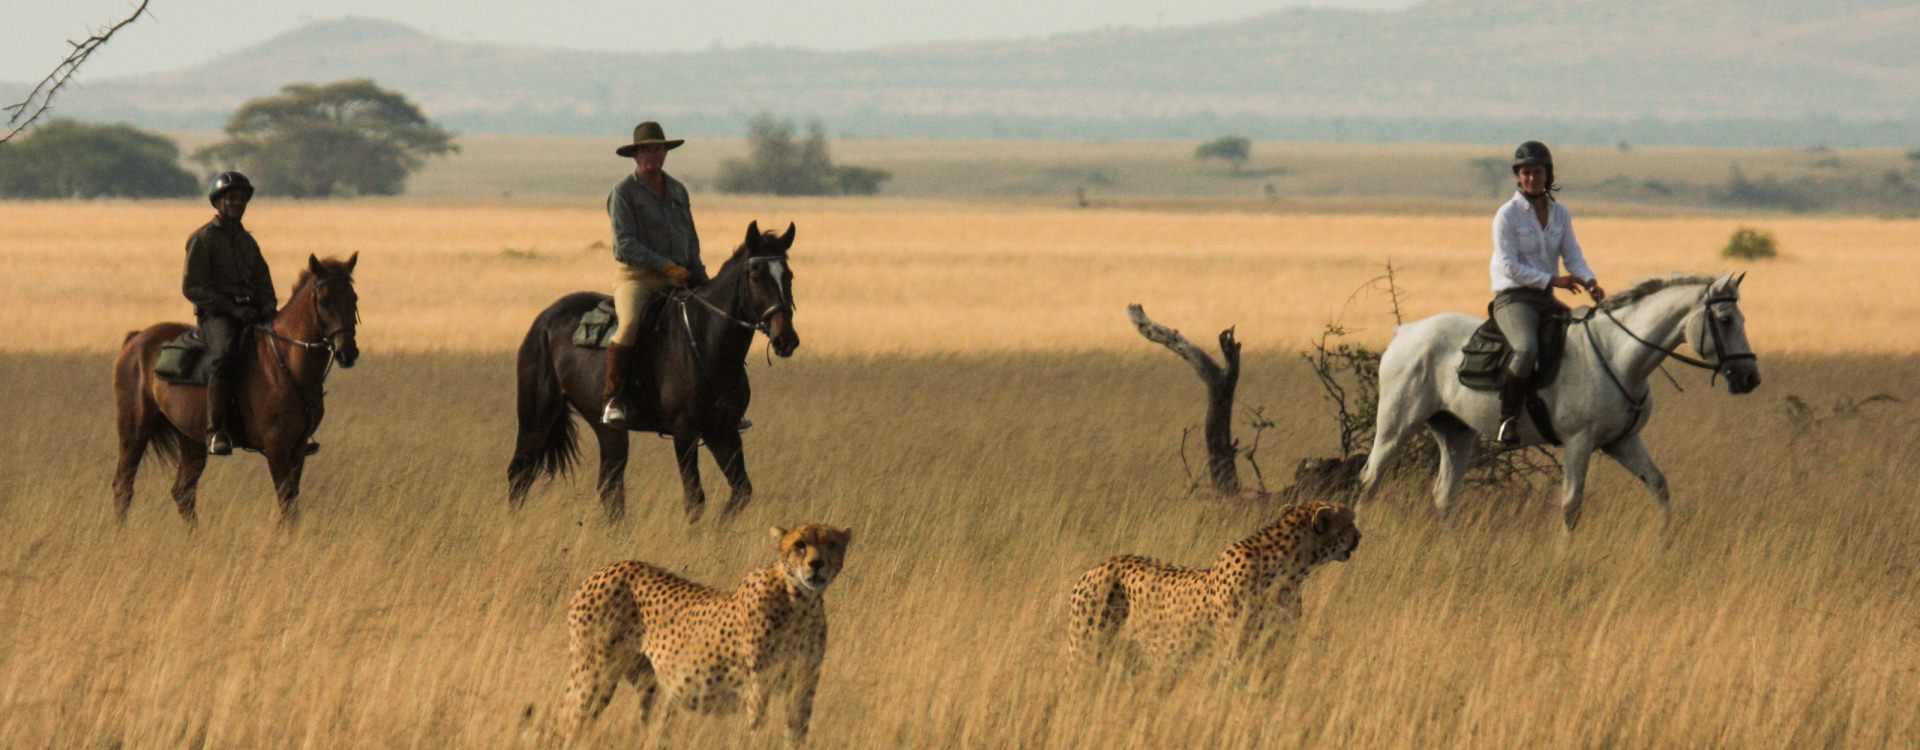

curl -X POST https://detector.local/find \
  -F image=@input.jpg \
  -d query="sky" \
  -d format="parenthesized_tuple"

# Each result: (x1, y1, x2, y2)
(3, 0, 1415, 83)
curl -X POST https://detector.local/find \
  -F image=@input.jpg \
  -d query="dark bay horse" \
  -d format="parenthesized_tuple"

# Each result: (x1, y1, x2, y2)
(508, 222, 799, 522)
(113, 254, 361, 525)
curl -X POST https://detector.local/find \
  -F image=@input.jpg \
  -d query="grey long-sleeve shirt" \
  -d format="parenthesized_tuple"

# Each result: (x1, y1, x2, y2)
(608, 171, 702, 277)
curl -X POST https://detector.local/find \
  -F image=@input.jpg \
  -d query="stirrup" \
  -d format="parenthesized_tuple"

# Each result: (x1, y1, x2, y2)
(737, 418, 753, 433)
(208, 431, 234, 456)
(601, 400, 627, 426)
(1495, 417, 1521, 446)
(303, 441, 321, 456)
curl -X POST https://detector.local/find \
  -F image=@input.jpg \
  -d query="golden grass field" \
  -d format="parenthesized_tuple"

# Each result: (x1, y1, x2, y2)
(0, 198, 1917, 748)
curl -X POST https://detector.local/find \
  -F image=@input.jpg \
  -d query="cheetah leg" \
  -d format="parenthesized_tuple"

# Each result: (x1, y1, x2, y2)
(560, 599, 639, 744)
(786, 665, 820, 747)
(625, 657, 658, 724)
(1067, 566, 1128, 663)
(742, 668, 772, 732)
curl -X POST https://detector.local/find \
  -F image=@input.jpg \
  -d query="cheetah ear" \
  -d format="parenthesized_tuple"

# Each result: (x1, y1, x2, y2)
(838, 527, 853, 545)
(769, 526, 787, 542)
(1312, 506, 1336, 535)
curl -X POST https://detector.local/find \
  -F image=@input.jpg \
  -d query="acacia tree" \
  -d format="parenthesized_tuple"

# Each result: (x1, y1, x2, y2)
(1195, 135, 1252, 174)
(194, 79, 456, 197)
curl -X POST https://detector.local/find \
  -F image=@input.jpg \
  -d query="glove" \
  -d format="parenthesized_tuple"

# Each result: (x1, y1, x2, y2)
(661, 263, 692, 285)
(228, 304, 259, 323)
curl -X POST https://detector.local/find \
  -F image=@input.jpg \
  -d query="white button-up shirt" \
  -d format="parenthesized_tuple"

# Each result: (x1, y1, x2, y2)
(1490, 191, 1595, 292)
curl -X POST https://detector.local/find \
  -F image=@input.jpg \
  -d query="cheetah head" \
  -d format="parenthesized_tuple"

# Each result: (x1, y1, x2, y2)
(771, 523, 853, 594)
(1307, 503, 1360, 563)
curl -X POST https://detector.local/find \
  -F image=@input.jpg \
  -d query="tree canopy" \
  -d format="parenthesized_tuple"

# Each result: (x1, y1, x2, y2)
(716, 114, 890, 196)
(1194, 135, 1252, 173)
(193, 79, 456, 198)
(0, 119, 196, 199)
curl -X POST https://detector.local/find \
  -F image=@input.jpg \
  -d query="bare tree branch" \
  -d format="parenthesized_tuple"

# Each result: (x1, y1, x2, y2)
(2, 0, 151, 144)
(1129, 304, 1242, 496)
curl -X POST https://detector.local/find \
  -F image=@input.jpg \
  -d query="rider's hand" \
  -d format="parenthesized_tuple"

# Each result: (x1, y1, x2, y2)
(229, 305, 258, 323)
(661, 263, 691, 285)
(1587, 281, 1606, 303)
(1549, 274, 1581, 292)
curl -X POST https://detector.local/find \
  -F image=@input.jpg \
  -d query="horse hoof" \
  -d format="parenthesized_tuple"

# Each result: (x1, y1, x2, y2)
(683, 504, 705, 523)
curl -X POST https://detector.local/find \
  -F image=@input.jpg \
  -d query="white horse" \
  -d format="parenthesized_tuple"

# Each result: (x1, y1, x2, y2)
(1359, 272, 1761, 531)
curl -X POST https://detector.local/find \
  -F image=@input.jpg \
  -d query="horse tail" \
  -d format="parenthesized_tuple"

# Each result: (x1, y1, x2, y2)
(508, 305, 579, 508)
(113, 328, 183, 467)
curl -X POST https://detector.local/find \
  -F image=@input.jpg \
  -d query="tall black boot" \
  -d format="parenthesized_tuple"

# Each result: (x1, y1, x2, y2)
(602, 344, 631, 426)
(206, 371, 234, 456)
(1496, 373, 1526, 446)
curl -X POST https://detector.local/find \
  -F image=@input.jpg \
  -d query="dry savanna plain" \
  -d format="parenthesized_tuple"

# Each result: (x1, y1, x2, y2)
(1, 180, 1918, 748)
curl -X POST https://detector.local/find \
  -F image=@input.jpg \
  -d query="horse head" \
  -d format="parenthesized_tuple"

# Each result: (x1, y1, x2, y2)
(1689, 271, 1759, 394)
(304, 252, 361, 368)
(739, 221, 799, 358)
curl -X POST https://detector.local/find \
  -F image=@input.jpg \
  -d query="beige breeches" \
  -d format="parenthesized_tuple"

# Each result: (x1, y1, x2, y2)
(611, 265, 673, 346)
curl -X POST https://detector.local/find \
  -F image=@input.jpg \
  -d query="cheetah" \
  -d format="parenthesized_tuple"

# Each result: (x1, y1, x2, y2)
(559, 523, 852, 746)
(1067, 501, 1359, 664)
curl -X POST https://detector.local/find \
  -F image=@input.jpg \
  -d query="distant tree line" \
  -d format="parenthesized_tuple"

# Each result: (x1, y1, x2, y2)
(717, 114, 890, 196)
(0, 120, 195, 198)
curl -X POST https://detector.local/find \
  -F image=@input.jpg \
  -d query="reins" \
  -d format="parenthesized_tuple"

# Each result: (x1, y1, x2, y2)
(1577, 289, 1753, 445)
(252, 277, 355, 445)
(670, 255, 789, 367)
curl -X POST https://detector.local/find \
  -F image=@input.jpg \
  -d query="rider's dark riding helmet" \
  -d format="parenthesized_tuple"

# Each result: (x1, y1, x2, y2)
(1511, 141, 1553, 173)
(208, 171, 254, 205)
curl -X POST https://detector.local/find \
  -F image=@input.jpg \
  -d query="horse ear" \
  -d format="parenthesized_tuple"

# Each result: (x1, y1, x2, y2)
(745, 221, 762, 251)
(778, 222, 796, 251)
(345, 251, 359, 274)
(308, 254, 324, 276)
(1734, 271, 1746, 288)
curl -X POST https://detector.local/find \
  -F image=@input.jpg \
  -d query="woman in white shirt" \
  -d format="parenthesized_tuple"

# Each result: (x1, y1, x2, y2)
(1489, 140, 1607, 444)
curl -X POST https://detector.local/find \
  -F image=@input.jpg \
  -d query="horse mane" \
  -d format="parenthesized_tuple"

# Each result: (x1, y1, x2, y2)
(289, 257, 355, 298)
(1598, 272, 1714, 310)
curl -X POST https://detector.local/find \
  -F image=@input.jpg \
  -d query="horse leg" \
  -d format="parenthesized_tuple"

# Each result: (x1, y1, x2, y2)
(1428, 420, 1476, 520)
(1358, 401, 1422, 508)
(113, 427, 148, 522)
(1602, 433, 1671, 531)
(266, 447, 305, 526)
(672, 432, 706, 523)
(170, 441, 208, 526)
(705, 428, 753, 517)
(591, 424, 629, 523)
(1558, 433, 1598, 534)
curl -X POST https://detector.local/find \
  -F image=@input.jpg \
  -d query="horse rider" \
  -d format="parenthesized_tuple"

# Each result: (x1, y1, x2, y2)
(1490, 140, 1607, 445)
(601, 121, 706, 426)
(182, 171, 275, 456)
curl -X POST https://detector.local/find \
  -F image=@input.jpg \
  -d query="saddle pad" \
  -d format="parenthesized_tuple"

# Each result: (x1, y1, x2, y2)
(155, 330, 214, 385)
(572, 296, 672, 349)
(1456, 308, 1572, 393)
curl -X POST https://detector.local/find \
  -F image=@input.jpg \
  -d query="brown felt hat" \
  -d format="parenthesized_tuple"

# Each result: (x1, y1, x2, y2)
(615, 121, 685, 157)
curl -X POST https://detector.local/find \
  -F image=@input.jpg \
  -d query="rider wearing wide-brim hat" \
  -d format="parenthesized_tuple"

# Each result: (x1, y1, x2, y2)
(183, 171, 276, 456)
(1490, 140, 1606, 445)
(601, 121, 704, 426)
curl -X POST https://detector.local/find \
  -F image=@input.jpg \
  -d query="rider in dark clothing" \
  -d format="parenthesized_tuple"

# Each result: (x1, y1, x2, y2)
(183, 171, 275, 456)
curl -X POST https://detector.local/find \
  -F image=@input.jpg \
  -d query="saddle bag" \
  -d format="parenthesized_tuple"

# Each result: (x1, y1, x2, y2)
(1457, 296, 1572, 393)
(573, 300, 618, 349)
(155, 330, 209, 384)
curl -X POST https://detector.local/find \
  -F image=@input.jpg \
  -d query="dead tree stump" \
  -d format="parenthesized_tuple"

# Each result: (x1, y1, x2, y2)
(1128, 304, 1242, 495)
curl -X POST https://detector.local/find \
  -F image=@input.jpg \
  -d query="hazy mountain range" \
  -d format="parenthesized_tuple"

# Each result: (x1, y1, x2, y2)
(24, 0, 1920, 145)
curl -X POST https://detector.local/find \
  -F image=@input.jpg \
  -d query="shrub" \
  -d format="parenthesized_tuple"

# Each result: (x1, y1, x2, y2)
(1194, 135, 1251, 174)
(1721, 226, 1780, 260)
(716, 114, 889, 196)
(0, 119, 196, 198)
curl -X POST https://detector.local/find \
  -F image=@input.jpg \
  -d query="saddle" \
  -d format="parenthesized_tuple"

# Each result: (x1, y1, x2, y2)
(572, 296, 673, 349)
(154, 329, 218, 385)
(1457, 302, 1572, 392)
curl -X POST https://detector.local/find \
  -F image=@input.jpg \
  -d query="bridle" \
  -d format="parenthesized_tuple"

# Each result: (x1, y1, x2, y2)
(674, 255, 792, 363)
(1581, 289, 1754, 445)
(252, 277, 358, 440)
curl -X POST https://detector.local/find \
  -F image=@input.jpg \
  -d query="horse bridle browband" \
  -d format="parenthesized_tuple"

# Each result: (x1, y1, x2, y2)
(678, 256, 791, 335)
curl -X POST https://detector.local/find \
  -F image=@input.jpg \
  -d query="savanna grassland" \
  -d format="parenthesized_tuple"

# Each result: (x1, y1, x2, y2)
(1, 197, 1917, 748)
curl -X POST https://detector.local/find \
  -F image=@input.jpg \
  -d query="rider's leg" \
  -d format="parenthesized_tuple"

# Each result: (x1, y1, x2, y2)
(605, 266, 670, 425)
(201, 314, 241, 455)
(1490, 292, 1541, 445)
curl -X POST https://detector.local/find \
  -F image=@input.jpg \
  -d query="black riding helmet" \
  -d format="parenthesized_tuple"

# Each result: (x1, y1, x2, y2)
(208, 171, 254, 205)
(1511, 141, 1553, 173)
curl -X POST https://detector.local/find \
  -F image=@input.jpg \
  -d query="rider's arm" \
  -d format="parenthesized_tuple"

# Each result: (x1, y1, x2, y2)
(677, 181, 705, 281)
(249, 238, 276, 312)
(608, 184, 671, 272)
(182, 231, 222, 312)
(1492, 207, 1553, 289)
(1557, 204, 1597, 285)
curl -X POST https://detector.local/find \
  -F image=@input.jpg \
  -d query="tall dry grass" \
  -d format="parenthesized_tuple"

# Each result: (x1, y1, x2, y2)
(0, 350, 1914, 748)
(2, 200, 1917, 356)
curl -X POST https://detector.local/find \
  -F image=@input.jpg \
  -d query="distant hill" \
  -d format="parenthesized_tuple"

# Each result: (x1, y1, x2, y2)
(24, 0, 1920, 145)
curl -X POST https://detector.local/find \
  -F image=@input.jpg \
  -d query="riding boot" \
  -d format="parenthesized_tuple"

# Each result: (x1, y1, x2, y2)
(602, 343, 631, 426)
(206, 371, 235, 456)
(1496, 373, 1526, 446)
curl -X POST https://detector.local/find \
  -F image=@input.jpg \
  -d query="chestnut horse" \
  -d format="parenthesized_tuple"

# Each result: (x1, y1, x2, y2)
(112, 254, 361, 525)
(508, 222, 798, 522)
